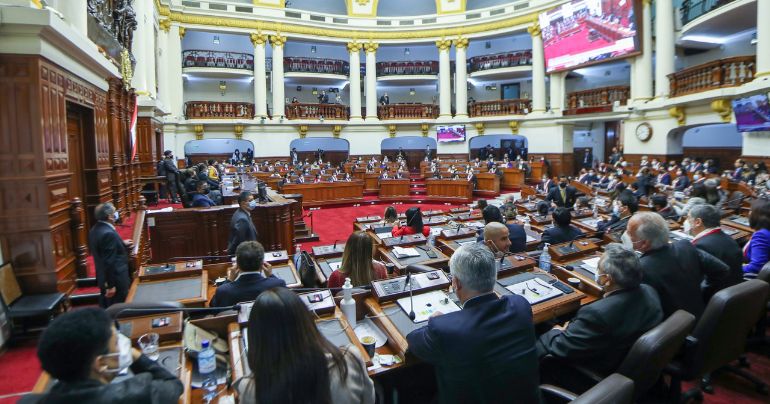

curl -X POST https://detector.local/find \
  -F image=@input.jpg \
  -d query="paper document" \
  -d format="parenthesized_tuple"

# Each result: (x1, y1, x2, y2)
(378, 232, 393, 239)
(505, 278, 564, 305)
(397, 291, 461, 323)
(393, 247, 420, 259)
(147, 207, 173, 214)
(526, 235, 537, 243)
(580, 257, 601, 275)
(329, 261, 342, 271)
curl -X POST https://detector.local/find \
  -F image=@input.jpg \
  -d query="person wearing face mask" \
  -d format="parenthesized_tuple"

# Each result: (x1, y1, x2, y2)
(671, 168, 690, 192)
(687, 204, 744, 289)
(210, 240, 285, 308)
(597, 191, 637, 235)
(162, 150, 182, 203)
(536, 244, 662, 391)
(227, 191, 259, 255)
(191, 181, 216, 208)
(626, 212, 730, 318)
(537, 175, 555, 194)
(21, 308, 183, 404)
(88, 203, 131, 308)
(546, 175, 576, 208)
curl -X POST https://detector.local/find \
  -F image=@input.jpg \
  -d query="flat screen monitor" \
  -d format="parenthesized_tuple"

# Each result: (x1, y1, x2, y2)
(437, 125, 466, 143)
(539, 0, 641, 73)
(732, 94, 770, 132)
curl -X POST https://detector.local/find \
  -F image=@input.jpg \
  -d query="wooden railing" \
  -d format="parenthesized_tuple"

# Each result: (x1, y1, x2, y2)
(680, 0, 736, 25)
(284, 57, 349, 75)
(285, 103, 350, 120)
(564, 86, 630, 115)
(184, 102, 255, 119)
(469, 99, 531, 117)
(377, 104, 439, 120)
(182, 50, 255, 70)
(468, 50, 532, 73)
(668, 55, 755, 97)
(130, 197, 148, 277)
(376, 60, 439, 76)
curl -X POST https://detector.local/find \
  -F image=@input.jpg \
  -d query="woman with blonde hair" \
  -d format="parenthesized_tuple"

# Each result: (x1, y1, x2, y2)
(327, 232, 387, 288)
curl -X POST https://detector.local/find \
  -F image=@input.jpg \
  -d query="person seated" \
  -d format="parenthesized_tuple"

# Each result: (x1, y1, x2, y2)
(537, 244, 663, 390)
(20, 307, 183, 404)
(546, 176, 577, 208)
(295, 175, 306, 184)
(475, 199, 488, 212)
(541, 207, 584, 247)
(210, 241, 286, 308)
(731, 158, 746, 181)
(536, 175, 555, 194)
(744, 198, 770, 276)
(500, 195, 517, 221)
(597, 191, 637, 235)
(382, 206, 399, 226)
(235, 288, 374, 404)
(391, 207, 431, 237)
(380, 169, 390, 180)
(627, 212, 730, 318)
(327, 232, 387, 288)
(655, 168, 671, 187)
(313, 174, 322, 183)
(670, 168, 691, 192)
(191, 181, 216, 208)
(650, 194, 677, 221)
(703, 178, 727, 207)
(673, 182, 707, 217)
(406, 243, 541, 404)
(687, 204, 743, 288)
(477, 206, 527, 254)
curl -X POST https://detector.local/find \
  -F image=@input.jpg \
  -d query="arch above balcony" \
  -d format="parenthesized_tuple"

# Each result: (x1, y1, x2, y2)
(380, 136, 437, 151)
(184, 138, 255, 162)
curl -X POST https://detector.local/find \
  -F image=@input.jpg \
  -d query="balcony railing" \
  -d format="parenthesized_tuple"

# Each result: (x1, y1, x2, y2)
(564, 86, 630, 115)
(182, 50, 255, 71)
(469, 99, 531, 117)
(377, 104, 439, 120)
(376, 61, 439, 76)
(284, 57, 349, 75)
(184, 102, 255, 119)
(668, 55, 755, 97)
(468, 50, 532, 73)
(680, 0, 736, 25)
(285, 103, 350, 120)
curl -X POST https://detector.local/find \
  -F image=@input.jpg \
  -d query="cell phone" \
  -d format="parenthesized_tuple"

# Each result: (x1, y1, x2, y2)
(426, 250, 438, 259)
(426, 272, 440, 280)
(151, 316, 170, 328)
(272, 252, 281, 257)
(307, 293, 324, 303)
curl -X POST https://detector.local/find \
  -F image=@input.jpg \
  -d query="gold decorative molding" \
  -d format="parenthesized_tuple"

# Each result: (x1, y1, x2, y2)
(642, 0, 653, 5)
(250, 32, 268, 46)
(298, 125, 309, 138)
(436, 0, 467, 15)
(453, 37, 469, 50)
(234, 124, 245, 139)
(178, 26, 186, 38)
(509, 121, 520, 134)
(420, 123, 430, 137)
(120, 49, 133, 89)
(194, 124, 205, 140)
(527, 22, 541, 38)
(388, 124, 397, 137)
(252, 0, 286, 8)
(357, 0, 370, 5)
(159, 19, 171, 33)
(668, 106, 686, 126)
(474, 122, 485, 135)
(332, 125, 343, 138)
(364, 42, 379, 54)
(270, 34, 288, 47)
(346, 0, 379, 17)
(347, 41, 363, 53)
(710, 99, 732, 123)
(436, 38, 452, 51)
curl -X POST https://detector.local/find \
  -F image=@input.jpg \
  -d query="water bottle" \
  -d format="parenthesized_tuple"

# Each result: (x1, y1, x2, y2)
(539, 244, 552, 273)
(340, 278, 357, 328)
(523, 217, 531, 232)
(293, 244, 302, 268)
(427, 233, 435, 249)
(592, 202, 599, 219)
(198, 340, 217, 403)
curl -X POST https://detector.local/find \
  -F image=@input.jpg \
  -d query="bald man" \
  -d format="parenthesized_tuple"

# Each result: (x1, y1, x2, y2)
(483, 222, 511, 257)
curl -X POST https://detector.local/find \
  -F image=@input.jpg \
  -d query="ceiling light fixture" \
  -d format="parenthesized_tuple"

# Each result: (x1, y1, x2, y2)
(311, 46, 317, 53)
(213, 35, 220, 45)
(404, 48, 410, 56)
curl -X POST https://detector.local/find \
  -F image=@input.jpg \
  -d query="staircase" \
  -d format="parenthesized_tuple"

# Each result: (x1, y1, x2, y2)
(409, 172, 426, 197)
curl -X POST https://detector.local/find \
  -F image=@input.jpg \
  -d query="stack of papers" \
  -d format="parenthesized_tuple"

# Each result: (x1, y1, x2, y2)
(329, 262, 342, 271)
(526, 235, 537, 243)
(393, 247, 420, 259)
(580, 257, 601, 275)
(378, 232, 393, 239)
(505, 278, 564, 305)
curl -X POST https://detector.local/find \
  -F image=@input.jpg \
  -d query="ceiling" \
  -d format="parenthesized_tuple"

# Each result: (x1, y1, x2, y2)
(283, 0, 514, 17)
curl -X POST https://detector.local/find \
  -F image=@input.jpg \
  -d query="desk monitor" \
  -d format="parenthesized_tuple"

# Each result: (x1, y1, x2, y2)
(396, 290, 460, 323)
(131, 276, 205, 305)
(372, 270, 450, 302)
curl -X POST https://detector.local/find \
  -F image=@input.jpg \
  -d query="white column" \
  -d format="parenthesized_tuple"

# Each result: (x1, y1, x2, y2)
(757, 0, 770, 77)
(251, 33, 268, 118)
(364, 42, 379, 120)
(168, 24, 185, 120)
(436, 38, 452, 118)
(529, 23, 546, 112)
(157, 23, 171, 108)
(454, 37, 469, 118)
(348, 42, 363, 120)
(548, 71, 565, 113)
(131, 0, 154, 98)
(270, 35, 287, 120)
(634, 0, 653, 100)
(55, 0, 88, 36)
(655, 0, 675, 98)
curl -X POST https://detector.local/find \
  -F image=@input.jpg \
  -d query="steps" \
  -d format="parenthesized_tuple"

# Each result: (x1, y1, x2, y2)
(409, 175, 426, 196)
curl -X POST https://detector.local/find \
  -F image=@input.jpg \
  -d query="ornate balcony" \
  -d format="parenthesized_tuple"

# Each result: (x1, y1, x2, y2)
(680, 0, 737, 25)
(182, 50, 255, 71)
(668, 55, 755, 97)
(285, 103, 350, 120)
(468, 51, 532, 73)
(376, 61, 439, 76)
(284, 57, 349, 75)
(184, 102, 254, 119)
(469, 99, 531, 117)
(377, 104, 439, 120)
(564, 86, 630, 115)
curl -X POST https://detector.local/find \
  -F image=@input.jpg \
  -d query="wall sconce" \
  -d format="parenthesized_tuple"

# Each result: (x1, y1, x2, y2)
(219, 80, 227, 96)
(404, 48, 410, 56)
(312, 87, 318, 95)
(409, 88, 416, 96)
(296, 86, 302, 91)
(311, 46, 317, 53)
(213, 35, 220, 45)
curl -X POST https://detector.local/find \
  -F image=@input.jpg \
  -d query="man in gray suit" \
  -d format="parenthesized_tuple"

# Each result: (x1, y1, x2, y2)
(162, 150, 181, 203)
(227, 191, 258, 255)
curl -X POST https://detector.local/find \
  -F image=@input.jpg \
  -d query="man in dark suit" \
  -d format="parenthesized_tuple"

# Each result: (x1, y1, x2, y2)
(651, 194, 677, 221)
(627, 212, 730, 318)
(210, 241, 286, 307)
(597, 191, 637, 235)
(541, 207, 583, 247)
(537, 244, 663, 389)
(687, 204, 744, 288)
(478, 206, 527, 254)
(88, 203, 131, 308)
(379, 92, 389, 105)
(537, 175, 555, 194)
(227, 191, 258, 255)
(162, 150, 181, 203)
(580, 148, 593, 169)
(546, 175, 577, 208)
(406, 243, 541, 404)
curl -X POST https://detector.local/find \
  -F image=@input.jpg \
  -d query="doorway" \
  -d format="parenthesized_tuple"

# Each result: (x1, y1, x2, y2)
(66, 103, 99, 230)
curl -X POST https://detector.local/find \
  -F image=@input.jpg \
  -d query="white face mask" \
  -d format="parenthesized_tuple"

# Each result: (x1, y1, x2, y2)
(101, 333, 133, 374)
(621, 231, 635, 251)
(612, 204, 622, 217)
(693, 174, 701, 181)
(683, 219, 693, 235)
(113, 211, 120, 221)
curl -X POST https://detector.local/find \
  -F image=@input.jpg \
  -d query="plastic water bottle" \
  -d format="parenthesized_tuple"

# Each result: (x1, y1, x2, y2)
(592, 203, 599, 219)
(293, 244, 302, 268)
(340, 278, 357, 328)
(427, 233, 436, 248)
(523, 217, 531, 232)
(198, 340, 217, 403)
(539, 244, 552, 273)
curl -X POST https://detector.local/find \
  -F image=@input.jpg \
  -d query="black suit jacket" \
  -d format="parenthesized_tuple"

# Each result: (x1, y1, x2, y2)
(162, 158, 179, 181)
(597, 214, 630, 235)
(693, 230, 744, 288)
(546, 185, 577, 208)
(210, 272, 286, 307)
(88, 221, 129, 292)
(227, 208, 258, 255)
(541, 225, 583, 247)
(476, 223, 528, 254)
(537, 285, 663, 375)
(407, 294, 541, 404)
(640, 240, 730, 318)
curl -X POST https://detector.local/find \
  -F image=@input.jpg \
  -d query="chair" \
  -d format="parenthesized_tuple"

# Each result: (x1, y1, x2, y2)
(668, 280, 770, 401)
(105, 301, 185, 319)
(540, 373, 634, 404)
(0, 262, 67, 336)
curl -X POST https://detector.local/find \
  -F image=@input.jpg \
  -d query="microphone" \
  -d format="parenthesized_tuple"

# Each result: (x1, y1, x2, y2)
(168, 255, 234, 261)
(405, 271, 416, 320)
(333, 240, 338, 249)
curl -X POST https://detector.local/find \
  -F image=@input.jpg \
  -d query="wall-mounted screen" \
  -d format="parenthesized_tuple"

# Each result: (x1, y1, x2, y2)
(437, 125, 466, 143)
(732, 94, 770, 132)
(539, 0, 641, 73)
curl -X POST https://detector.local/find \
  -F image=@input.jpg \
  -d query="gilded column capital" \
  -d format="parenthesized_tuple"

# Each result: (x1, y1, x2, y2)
(178, 27, 186, 38)
(642, 0, 652, 5)
(453, 37, 469, 50)
(250, 32, 268, 46)
(270, 34, 288, 47)
(364, 42, 379, 54)
(159, 19, 171, 33)
(527, 22, 541, 38)
(347, 41, 363, 53)
(436, 38, 452, 51)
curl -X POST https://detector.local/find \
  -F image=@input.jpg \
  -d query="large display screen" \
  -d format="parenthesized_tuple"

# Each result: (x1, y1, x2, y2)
(732, 94, 770, 132)
(539, 0, 641, 73)
(436, 125, 466, 143)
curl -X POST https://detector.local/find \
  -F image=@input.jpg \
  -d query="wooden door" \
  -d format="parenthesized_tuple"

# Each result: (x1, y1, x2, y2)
(67, 107, 85, 210)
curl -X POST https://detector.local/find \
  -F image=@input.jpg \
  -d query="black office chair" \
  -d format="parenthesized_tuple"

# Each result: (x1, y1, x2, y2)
(668, 280, 770, 401)
(105, 301, 185, 319)
(749, 262, 770, 347)
(540, 373, 634, 404)
(0, 263, 67, 337)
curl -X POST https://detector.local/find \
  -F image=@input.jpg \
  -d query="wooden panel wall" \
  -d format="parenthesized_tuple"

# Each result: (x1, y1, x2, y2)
(136, 116, 164, 177)
(682, 147, 741, 171)
(528, 153, 574, 177)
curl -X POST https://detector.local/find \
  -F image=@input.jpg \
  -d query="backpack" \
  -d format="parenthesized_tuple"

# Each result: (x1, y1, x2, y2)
(157, 160, 167, 176)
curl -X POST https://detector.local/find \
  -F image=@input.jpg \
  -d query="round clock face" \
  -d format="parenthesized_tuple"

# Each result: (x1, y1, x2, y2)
(636, 123, 652, 142)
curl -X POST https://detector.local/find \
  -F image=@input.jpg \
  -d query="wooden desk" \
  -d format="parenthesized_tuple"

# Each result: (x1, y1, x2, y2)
(127, 272, 209, 307)
(721, 215, 754, 234)
(425, 179, 473, 203)
(364, 173, 380, 192)
(475, 173, 501, 196)
(501, 168, 525, 189)
(379, 179, 411, 200)
(530, 161, 545, 181)
(377, 246, 449, 273)
(282, 181, 364, 206)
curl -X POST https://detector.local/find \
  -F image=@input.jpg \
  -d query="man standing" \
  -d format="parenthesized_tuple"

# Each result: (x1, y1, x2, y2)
(406, 243, 541, 403)
(162, 150, 181, 203)
(227, 192, 258, 255)
(546, 175, 577, 208)
(581, 148, 593, 169)
(88, 203, 131, 308)
(379, 92, 389, 105)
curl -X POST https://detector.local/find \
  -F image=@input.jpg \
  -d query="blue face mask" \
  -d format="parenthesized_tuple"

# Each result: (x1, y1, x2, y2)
(248, 200, 258, 209)
(113, 211, 120, 221)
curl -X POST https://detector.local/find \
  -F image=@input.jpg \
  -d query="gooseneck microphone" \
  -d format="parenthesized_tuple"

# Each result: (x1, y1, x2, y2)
(405, 271, 416, 320)
(333, 239, 339, 249)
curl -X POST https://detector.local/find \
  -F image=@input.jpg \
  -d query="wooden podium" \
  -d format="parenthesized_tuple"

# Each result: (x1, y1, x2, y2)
(379, 179, 411, 200)
(501, 168, 525, 189)
(425, 179, 473, 203)
(282, 181, 364, 206)
(475, 173, 501, 196)
(530, 161, 545, 181)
